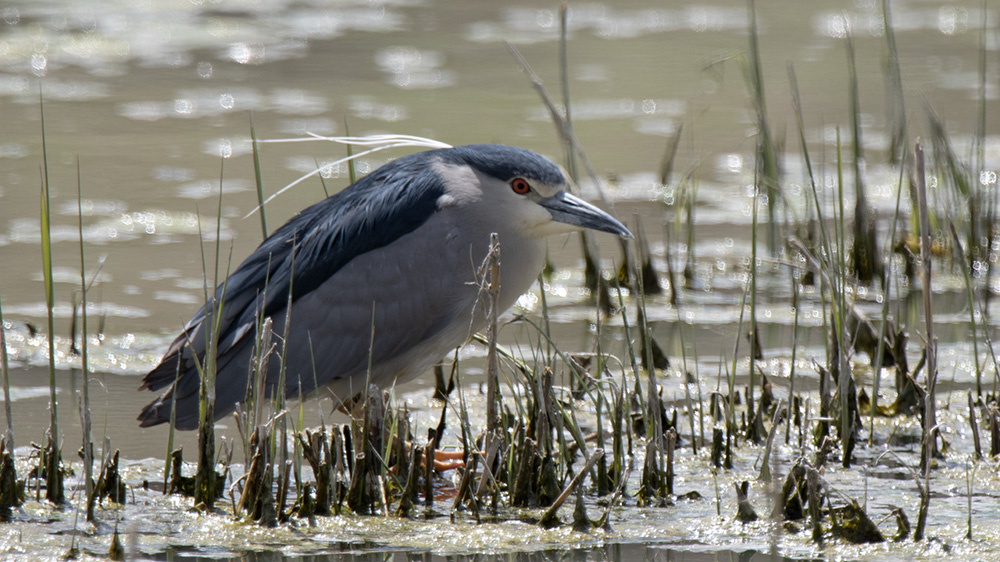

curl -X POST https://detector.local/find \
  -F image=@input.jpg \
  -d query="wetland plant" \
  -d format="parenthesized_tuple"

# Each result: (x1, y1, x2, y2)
(0, 437, 23, 521)
(8, 9, 1000, 558)
(38, 98, 65, 505)
(74, 159, 97, 522)
(745, 0, 781, 254)
(845, 28, 880, 285)
(0, 302, 19, 520)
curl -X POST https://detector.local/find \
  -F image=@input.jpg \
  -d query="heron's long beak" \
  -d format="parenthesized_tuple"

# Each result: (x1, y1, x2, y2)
(539, 192, 633, 238)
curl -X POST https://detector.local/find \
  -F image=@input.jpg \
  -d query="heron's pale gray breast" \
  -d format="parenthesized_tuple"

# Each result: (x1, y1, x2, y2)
(277, 195, 544, 400)
(273, 207, 476, 397)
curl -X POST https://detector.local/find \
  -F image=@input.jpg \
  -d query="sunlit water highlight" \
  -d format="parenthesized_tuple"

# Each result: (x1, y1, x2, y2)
(2, 0, 1000, 559)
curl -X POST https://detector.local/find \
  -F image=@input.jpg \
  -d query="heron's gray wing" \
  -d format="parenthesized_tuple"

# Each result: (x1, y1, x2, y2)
(267, 210, 482, 402)
(138, 151, 451, 426)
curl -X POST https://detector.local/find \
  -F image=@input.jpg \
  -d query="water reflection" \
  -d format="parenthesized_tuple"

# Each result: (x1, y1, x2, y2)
(467, 5, 749, 44)
(1, 0, 998, 558)
(376, 46, 455, 89)
(0, 1, 405, 74)
(156, 543, 814, 562)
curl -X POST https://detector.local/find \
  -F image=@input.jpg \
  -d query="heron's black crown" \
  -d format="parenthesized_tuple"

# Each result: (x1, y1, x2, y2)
(437, 144, 564, 186)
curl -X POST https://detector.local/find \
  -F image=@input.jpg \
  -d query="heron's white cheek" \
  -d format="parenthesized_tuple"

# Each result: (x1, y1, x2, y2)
(519, 203, 562, 238)
(525, 216, 580, 238)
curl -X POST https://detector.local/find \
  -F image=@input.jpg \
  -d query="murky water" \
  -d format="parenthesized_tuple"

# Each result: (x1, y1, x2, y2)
(2, 0, 1000, 560)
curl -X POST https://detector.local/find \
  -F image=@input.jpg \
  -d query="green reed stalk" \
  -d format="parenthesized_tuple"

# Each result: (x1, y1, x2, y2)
(789, 63, 843, 453)
(746, 0, 780, 253)
(785, 276, 799, 445)
(506, 40, 610, 294)
(881, 0, 906, 163)
(344, 118, 356, 186)
(75, 159, 95, 521)
(846, 28, 878, 284)
(683, 178, 698, 289)
(948, 223, 984, 398)
(40, 102, 56, 438)
(636, 285, 659, 444)
(312, 158, 332, 201)
(274, 241, 295, 483)
(194, 159, 232, 508)
(161, 359, 180, 491)
(39, 93, 64, 505)
(555, 8, 599, 295)
(788, 64, 833, 266)
(972, 0, 988, 396)
(612, 277, 642, 411)
(676, 318, 698, 452)
(536, 269, 553, 363)
(0, 295, 8, 452)
(559, 4, 577, 182)
(728, 272, 752, 440)
(834, 133, 852, 467)
(250, 116, 268, 240)
(667, 229, 700, 451)
(747, 164, 760, 443)
(789, 67, 849, 447)
(496, 312, 600, 435)
(592, 302, 610, 496)
(690, 335, 706, 450)
(869, 150, 908, 437)
(974, 0, 988, 272)
(658, 123, 683, 188)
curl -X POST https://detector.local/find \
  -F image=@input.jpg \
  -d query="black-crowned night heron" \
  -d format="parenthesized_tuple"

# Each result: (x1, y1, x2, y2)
(137, 144, 632, 429)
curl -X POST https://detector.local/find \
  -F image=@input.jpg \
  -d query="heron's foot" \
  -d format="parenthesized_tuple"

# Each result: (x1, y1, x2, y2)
(428, 449, 464, 471)
(388, 435, 465, 472)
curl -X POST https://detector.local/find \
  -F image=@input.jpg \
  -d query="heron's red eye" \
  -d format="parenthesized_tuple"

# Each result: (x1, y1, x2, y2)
(510, 178, 531, 195)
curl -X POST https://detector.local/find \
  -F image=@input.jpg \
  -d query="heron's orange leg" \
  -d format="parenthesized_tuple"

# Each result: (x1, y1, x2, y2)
(429, 450, 464, 471)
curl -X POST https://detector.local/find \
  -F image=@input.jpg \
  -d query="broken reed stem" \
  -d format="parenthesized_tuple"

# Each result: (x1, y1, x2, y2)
(665, 429, 675, 495)
(759, 399, 783, 483)
(474, 433, 502, 503)
(592, 309, 610, 496)
(786, 279, 800, 445)
(914, 140, 936, 540)
(808, 467, 823, 544)
(915, 140, 937, 465)
(484, 233, 502, 460)
(539, 448, 603, 525)
(558, 3, 577, 182)
(423, 431, 435, 508)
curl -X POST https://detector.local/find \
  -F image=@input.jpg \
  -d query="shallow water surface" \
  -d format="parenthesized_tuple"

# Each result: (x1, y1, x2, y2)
(1, 0, 1000, 560)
